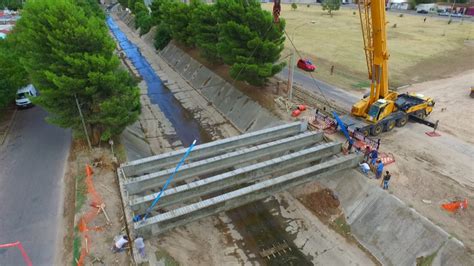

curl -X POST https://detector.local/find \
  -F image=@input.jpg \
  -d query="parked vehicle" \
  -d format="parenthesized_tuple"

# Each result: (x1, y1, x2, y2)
(297, 59, 316, 72)
(438, 11, 463, 17)
(15, 84, 38, 108)
(416, 4, 437, 14)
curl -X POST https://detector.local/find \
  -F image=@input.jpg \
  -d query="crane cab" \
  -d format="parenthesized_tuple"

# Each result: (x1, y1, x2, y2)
(366, 99, 395, 123)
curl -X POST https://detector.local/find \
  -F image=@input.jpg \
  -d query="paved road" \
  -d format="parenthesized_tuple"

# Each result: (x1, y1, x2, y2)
(0, 107, 70, 265)
(278, 67, 360, 111)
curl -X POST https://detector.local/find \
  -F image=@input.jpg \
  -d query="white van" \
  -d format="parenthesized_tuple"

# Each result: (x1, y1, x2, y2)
(15, 84, 38, 108)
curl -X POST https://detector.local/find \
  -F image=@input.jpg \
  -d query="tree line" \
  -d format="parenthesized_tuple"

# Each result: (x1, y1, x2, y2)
(0, 0, 23, 10)
(0, 0, 140, 145)
(125, 0, 286, 86)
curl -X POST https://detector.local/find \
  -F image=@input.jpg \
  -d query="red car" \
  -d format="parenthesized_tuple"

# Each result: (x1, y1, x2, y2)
(297, 59, 316, 72)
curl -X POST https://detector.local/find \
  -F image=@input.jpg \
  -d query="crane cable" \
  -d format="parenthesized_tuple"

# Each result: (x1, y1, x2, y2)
(283, 29, 336, 113)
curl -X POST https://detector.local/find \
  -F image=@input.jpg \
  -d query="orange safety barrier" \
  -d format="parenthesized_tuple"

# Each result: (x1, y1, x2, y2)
(0, 241, 32, 266)
(315, 112, 337, 134)
(442, 199, 468, 213)
(378, 152, 395, 165)
(85, 164, 93, 177)
(76, 164, 104, 266)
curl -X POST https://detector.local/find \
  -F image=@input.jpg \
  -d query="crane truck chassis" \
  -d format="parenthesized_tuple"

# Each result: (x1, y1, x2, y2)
(341, 93, 436, 136)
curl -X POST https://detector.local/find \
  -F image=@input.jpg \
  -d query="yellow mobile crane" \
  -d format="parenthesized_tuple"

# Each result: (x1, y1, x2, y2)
(341, 0, 436, 136)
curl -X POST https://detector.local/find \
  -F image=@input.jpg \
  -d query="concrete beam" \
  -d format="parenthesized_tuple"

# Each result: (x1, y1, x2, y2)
(124, 131, 323, 194)
(120, 121, 307, 177)
(134, 154, 362, 237)
(129, 142, 342, 213)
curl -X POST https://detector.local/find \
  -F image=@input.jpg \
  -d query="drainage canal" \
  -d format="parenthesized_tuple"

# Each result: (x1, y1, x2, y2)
(107, 16, 209, 146)
(107, 16, 311, 264)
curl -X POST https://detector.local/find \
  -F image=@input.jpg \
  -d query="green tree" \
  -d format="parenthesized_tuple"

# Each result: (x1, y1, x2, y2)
(133, 1, 150, 33)
(13, 0, 140, 144)
(150, 0, 173, 50)
(0, 39, 28, 109)
(150, 0, 170, 25)
(138, 15, 153, 36)
(216, 0, 286, 86)
(154, 22, 172, 50)
(76, 0, 104, 18)
(134, 1, 148, 17)
(118, 0, 129, 8)
(322, 0, 341, 17)
(161, 0, 194, 47)
(190, 0, 220, 62)
(291, 3, 297, 10)
(0, 0, 22, 10)
(128, 0, 138, 11)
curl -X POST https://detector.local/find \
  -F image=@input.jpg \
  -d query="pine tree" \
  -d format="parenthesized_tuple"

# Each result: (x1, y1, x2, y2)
(0, 0, 22, 10)
(0, 39, 28, 109)
(216, 0, 285, 86)
(161, 0, 194, 47)
(133, 1, 153, 35)
(12, 0, 140, 144)
(150, 0, 173, 49)
(190, 1, 220, 62)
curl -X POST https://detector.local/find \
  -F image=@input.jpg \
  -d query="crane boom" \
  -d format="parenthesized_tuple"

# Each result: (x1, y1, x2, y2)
(352, 0, 395, 117)
(358, 0, 390, 103)
(349, 0, 435, 136)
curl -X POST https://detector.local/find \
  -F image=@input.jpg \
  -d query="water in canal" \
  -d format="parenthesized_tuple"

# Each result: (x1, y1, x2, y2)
(107, 16, 209, 146)
(106, 16, 311, 264)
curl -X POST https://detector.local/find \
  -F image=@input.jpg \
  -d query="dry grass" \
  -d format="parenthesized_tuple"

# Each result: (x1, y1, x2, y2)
(263, 4, 474, 90)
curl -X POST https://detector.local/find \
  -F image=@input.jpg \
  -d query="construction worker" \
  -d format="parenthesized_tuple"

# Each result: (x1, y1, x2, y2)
(375, 159, 384, 179)
(370, 149, 378, 166)
(381, 171, 391, 190)
(112, 235, 129, 253)
(359, 162, 371, 175)
(364, 146, 371, 161)
(134, 236, 146, 258)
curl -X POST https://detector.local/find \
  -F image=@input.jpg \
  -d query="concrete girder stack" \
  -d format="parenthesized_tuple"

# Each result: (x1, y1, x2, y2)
(118, 122, 361, 237)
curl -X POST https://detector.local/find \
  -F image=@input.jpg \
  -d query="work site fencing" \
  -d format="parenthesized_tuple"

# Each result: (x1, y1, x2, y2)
(0, 241, 32, 266)
(76, 164, 104, 266)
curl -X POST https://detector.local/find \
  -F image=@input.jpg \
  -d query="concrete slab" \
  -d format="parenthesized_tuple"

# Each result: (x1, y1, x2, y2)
(134, 154, 361, 236)
(124, 131, 323, 194)
(130, 142, 342, 212)
(121, 121, 307, 177)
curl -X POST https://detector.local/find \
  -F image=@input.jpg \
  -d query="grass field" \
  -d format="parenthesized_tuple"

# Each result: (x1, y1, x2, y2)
(263, 4, 474, 90)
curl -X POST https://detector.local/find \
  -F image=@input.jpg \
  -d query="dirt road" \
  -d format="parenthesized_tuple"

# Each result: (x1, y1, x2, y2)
(375, 70, 474, 250)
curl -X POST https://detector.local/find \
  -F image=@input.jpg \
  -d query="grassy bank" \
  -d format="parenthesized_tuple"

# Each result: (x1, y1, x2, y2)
(265, 4, 474, 90)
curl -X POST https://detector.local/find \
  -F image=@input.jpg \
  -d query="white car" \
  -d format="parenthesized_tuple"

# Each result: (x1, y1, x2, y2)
(15, 84, 38, 108)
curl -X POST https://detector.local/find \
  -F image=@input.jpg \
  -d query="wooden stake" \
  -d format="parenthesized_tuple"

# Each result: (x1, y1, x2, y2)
(100, 204, 111, 223)
(85, 237, 89, 254)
